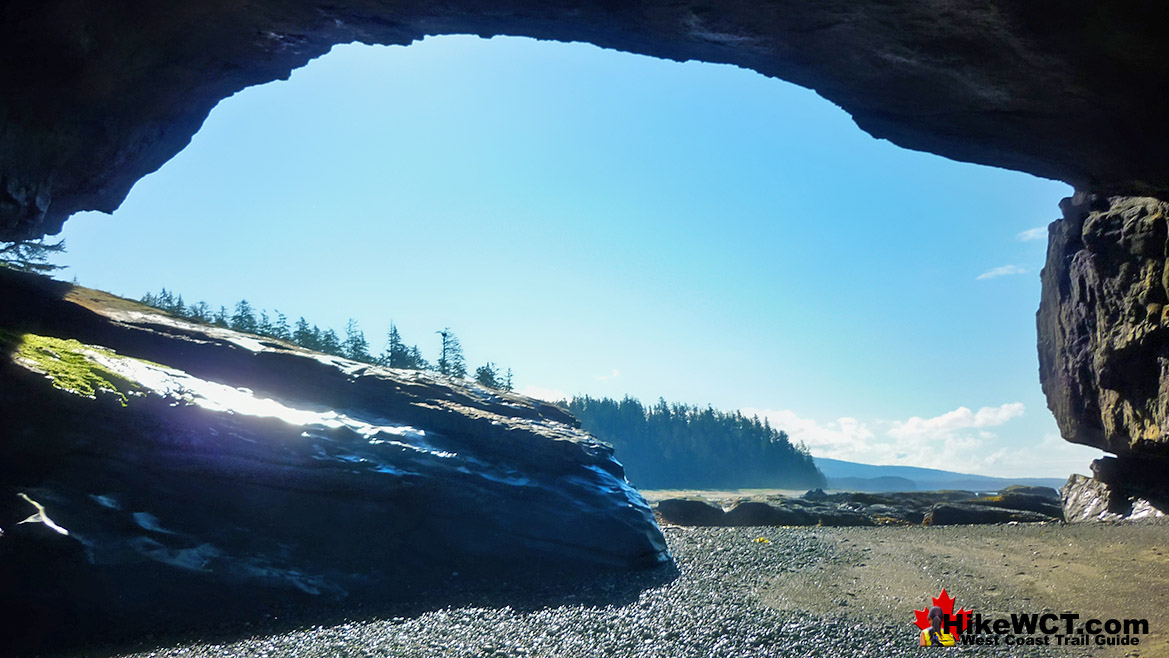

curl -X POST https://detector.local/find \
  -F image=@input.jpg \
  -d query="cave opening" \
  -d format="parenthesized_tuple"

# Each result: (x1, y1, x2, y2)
(52, 34, 1100, 479)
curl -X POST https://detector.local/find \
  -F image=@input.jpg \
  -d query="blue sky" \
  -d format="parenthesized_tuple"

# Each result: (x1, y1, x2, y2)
(56, 35, 1103, 478)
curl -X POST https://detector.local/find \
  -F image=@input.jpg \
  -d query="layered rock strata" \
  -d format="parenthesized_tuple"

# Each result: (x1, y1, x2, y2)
(0, 269, 668, 655)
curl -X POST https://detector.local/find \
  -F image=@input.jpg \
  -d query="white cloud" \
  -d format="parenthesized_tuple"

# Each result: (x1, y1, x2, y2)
(1016, 226, 1047, 242)
(744, 402, 1035, 475)
(977, 434, 1106, 479)
(887, 403, 1025, 441)
(741, 408, 874, 454)
(594, 369, 621, 381)
(518, 385, 568, 403)
(976, 264, 1027, 280)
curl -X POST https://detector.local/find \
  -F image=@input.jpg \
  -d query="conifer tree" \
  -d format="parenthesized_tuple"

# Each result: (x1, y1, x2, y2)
(157, 288, 175, 311)
(272, 311, 291, 341)
(231, 300, 258, 333)
(319, 328, 342, 356)
(213, 306, 230, 327)
(293, 317, 315, 347)
(382, 324, 405, 367)
(189, 301, 211, 322)
(408, 345, 430, 371)
(382, 323, 428, 369)
(258, 310, 275, 337)
(436, 328, 466, 378)
(0, 238, 67, 274)
(342, 318, 371, 362)
(474, 362, 501, 388)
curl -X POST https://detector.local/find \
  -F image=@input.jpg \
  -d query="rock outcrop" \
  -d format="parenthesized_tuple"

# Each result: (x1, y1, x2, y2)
(2, 2, 1169, 239)
(0, 269, 668, 655)
(1039, 194, 1169, 459)
(1061, 473, 1168, 523)
(1038, 194, 1169, 498)
(654, 486, 1063, 528)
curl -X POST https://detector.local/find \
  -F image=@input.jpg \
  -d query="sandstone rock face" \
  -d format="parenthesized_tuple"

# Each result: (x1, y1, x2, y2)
(1038, 194, 1169, 466)
(0, 269, 668, 654)
(2, 2, 1169, 239)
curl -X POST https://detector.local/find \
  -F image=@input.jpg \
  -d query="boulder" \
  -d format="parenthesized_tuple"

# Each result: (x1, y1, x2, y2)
(0, 270, 669, 655)
(1062, 474, 1169, 523)
(999, 485, 1061, 500)
(923, 503, 1052, 526)
(1039, 195, 1169, 491)
(862, 503, 925, 526)
(802, 488, 829, 502)
(814, 508, 875, 527)
(656, 499, 725, 526)
(723, 502, 815, 527)
(967, 492, 1063, 519)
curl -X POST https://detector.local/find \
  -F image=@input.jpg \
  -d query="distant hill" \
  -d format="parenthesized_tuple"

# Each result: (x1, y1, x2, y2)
(813, 457, 1068, 492)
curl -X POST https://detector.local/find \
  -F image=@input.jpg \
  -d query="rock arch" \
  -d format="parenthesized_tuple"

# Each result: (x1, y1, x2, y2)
(3, 1, 1169, 494)
(2, 1, 1167, 238)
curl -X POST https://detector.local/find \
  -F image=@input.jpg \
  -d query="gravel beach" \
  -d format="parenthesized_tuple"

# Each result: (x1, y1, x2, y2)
(85, 523, 1169, 658)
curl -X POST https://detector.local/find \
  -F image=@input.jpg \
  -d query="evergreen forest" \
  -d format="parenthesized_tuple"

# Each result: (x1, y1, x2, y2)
(137, 288, 513, 390)
(567, 395, 825, 490)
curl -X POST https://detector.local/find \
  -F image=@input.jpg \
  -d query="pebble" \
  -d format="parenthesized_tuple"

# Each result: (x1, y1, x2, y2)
(116, 528, 1085, 657)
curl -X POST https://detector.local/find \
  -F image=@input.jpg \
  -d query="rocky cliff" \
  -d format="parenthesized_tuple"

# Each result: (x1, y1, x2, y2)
(0, 268, 668, 655)
(1039, 194, 1169, 514)
(1039, 194, 1169, 461)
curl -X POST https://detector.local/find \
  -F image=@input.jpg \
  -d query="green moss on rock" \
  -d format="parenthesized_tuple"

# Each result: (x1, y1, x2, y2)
(10, 333, 139, 405)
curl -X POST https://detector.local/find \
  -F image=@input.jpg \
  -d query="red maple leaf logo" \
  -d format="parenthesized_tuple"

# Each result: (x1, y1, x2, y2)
(914, 588, 971, 632)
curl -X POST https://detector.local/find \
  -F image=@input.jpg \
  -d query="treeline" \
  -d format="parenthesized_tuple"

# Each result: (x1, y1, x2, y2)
(139, 288, 514, 390)
(567, 395, 825, 490)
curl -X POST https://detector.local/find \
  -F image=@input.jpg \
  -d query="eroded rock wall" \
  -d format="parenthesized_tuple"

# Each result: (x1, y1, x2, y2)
(1038, 194, 1169, 462)
(1039, 194, 1169, 507)
(3, 1, 1169, 239)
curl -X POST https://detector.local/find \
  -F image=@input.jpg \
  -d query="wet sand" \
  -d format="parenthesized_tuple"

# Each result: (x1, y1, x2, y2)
(762, 523, 1169, 657)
